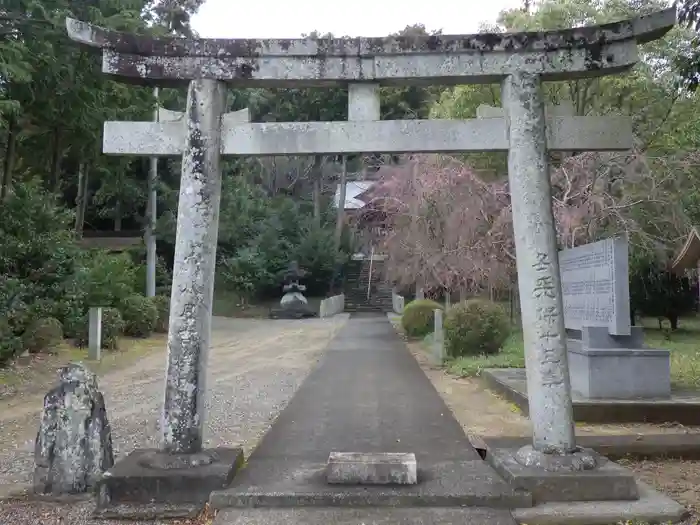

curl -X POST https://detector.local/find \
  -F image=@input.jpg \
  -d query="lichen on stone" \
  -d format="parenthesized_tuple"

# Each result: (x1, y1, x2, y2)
(33, 362, 114, 495)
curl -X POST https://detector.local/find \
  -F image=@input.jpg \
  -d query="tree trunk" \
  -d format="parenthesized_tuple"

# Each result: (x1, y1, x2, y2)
(669, 314, 679, 331)
(114, 199, 122, 231)
(74, 162, 90, 235)
(1, 115, 17, 202)
(313, 178, 321, 226)
(335, 156, 347, 252)
(312, 155, 322, 227)
(50, 128, 63, 193)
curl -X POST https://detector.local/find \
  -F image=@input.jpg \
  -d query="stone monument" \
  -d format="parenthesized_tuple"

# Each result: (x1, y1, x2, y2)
(65, 7, 677, 518)
(34, 363, 114, 496)
(270, 261, 316, 319)
(560, 236, 671, 399)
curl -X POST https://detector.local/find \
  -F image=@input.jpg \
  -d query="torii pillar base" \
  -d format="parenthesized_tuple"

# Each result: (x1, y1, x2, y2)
(93, 448, 244, 519)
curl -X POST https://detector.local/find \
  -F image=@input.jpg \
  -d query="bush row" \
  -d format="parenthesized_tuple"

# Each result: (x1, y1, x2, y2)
(401, 298, 511, 358)
(0, 182, 175, 363)
(18, 294, 170, 355)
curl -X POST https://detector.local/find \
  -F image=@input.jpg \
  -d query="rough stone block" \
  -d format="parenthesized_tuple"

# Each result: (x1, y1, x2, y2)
(486, 447, 639, 504)
(34, 363, 114, 496)
(326, 452, 417, 485)
(568, 343, 671, 399)
(95, 447, 244, 518)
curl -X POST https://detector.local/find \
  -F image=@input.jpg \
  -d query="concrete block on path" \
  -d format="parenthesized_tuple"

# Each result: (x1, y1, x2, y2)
(326, 452, 417, 485)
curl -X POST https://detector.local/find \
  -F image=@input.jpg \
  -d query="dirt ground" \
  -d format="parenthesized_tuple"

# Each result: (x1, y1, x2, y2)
(407, 341, 700, 521)
(0, 315, 349, 524)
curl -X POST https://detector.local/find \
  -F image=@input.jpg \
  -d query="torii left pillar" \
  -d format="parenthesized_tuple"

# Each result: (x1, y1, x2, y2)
(161, 79, 224, 454)
(95, 79, 245, 519)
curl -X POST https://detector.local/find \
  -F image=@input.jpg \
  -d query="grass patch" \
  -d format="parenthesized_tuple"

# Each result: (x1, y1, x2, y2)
(640, 317, 700, 390)
(213, 289, 274, 318)
(443, 316, 700, 390)
(445, 329, 524, 378)
(0, 335, 166, 398)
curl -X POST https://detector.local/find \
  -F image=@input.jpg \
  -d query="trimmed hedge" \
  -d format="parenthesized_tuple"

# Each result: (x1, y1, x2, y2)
(76, 307, 124, 350)
(23, 317, 63, 354)
(151, 295, 170, 333)
(120, 295, 159, 338)
(401, 299, 443, 338)
(444, 299, 510, 357)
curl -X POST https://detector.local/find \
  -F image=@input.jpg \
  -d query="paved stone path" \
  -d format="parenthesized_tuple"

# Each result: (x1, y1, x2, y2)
(212, 314, 524, 522)
(0, 315, 348, 523)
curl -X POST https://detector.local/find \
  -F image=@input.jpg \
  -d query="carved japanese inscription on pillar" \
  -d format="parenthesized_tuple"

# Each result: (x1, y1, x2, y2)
(532, 252, 565, 387)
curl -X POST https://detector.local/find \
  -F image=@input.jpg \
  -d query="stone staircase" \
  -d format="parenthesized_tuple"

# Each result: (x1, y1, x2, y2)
(344, 258, 393, 313)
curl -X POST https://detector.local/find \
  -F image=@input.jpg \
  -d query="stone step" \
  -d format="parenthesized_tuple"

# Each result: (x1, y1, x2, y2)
(345, 303, 392, 308)
(212, 508, 517, 525)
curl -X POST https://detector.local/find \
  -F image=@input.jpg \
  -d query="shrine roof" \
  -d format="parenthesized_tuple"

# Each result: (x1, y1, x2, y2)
(672, 228, 700, 274)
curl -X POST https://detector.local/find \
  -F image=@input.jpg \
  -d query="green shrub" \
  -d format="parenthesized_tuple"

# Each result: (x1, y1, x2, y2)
(120, 295, 158, 338)
(0, 318, 22, 364)
(0, 276, 32, 336)
(23, 317, 64, 354)
(629, 251, 697, 330)
(401, 299, 443, 338)
(75, 308, 124, 350)
(151, 295, 170, 333)
(131, 251, 173, 297)
(74, 251, 139, 309)
(444, 299, 511, 358)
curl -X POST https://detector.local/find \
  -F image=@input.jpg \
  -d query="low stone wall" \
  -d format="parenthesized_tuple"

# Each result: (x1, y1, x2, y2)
(392, 291, 405, 315)
(320, 294, 345, 318)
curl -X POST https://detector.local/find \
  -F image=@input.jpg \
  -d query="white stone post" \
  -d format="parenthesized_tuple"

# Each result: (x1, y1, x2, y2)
(502, 72, 577, 457)
(88, 307, 102, 361)
(433, 308, 444, 364)
(161, 79, 226, 455)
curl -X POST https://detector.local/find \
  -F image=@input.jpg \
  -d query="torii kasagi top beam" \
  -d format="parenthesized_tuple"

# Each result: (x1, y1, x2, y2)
(66, 9, 675, 87)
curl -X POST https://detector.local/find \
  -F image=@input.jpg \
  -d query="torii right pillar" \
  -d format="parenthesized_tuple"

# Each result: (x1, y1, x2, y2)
(489, 73, 641, 501)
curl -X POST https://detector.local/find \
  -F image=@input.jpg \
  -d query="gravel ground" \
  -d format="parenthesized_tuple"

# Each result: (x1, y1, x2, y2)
(0, 315, 349, 524)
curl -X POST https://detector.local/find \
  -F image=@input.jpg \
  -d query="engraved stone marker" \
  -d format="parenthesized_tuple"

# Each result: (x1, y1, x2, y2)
(559, 237, 670, 399)
(558, 236, 631, 336)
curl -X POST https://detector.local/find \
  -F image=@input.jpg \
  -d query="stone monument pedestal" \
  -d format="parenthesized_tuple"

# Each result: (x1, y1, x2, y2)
(568, 327, 671, 399)
(94, 448, 244, 519)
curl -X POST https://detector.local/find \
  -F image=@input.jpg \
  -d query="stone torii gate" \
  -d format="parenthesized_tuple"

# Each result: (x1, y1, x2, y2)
(65, 8, 675, 517)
